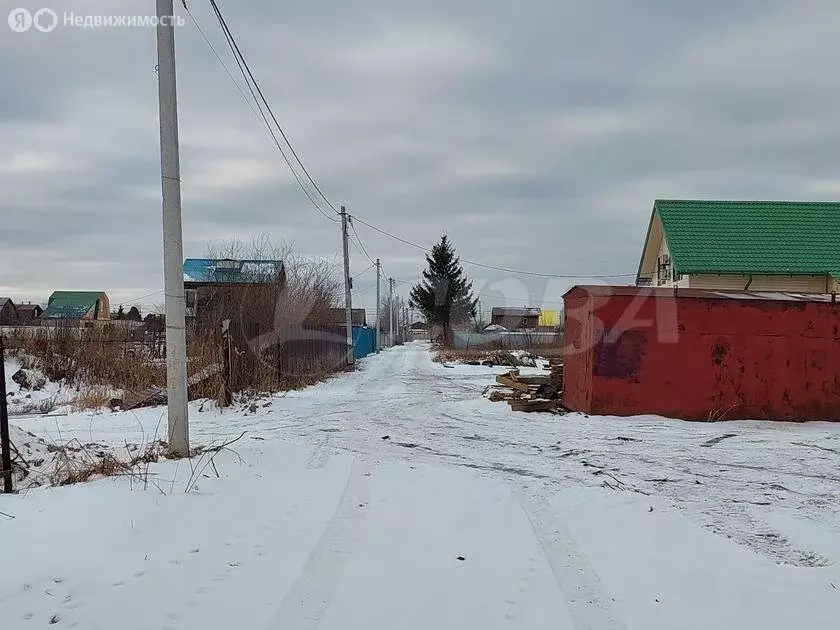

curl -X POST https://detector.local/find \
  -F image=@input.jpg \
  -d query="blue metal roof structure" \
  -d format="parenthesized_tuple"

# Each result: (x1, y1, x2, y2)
(183, 259, 284, 284)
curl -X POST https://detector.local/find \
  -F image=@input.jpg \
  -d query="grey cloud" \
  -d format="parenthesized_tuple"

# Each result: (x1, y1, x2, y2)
(2, 0, 838, 312)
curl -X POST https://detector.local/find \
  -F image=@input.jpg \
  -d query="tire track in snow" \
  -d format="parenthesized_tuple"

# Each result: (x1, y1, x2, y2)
(265, 460, 370, 630)
(517, 491, 626, 630)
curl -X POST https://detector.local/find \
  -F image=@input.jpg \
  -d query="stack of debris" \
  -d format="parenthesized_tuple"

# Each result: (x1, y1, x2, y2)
(485, 368, 564, 413)
(112, 362, 223, 411)
(465, 350, 539, 368)
(550, 360, 564, 385)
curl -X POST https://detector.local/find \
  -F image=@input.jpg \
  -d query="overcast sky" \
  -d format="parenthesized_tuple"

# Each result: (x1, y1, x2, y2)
(2, 0, 839, 315)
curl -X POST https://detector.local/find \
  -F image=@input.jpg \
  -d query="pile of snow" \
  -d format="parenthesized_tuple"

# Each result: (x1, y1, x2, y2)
(7, 425, 60, 488)
(11, 366, 46, 390)
(509, 350, 537, 367)
(3, 357, 120, 415)
(4, 358, 76, 416)
(6, 424, 169, 489)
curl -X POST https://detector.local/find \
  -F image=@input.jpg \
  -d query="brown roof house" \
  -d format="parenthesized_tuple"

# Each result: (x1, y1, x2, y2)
(16, 303, 43, 324)
(490, 307, 541, 330)
(325, 308, 367, 327)
(0, 298, 19, 325)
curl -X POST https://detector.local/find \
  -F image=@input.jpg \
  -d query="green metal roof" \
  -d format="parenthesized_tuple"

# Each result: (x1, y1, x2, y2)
(654, 200, 840, 276)
(43, 291, 105, 319)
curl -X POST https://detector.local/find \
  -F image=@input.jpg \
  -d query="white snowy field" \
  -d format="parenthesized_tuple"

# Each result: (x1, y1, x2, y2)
(2, 341, 839, 629)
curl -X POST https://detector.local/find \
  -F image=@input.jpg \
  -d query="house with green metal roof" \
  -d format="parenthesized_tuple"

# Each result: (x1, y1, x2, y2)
(42, 291, 110, 321)
(636, 200, 840, 293)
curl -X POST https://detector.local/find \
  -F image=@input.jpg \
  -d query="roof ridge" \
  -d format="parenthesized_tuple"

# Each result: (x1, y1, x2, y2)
(655, 199, 840, 205)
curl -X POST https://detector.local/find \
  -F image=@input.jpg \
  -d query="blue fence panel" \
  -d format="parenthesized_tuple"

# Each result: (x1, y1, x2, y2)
(352, 326, 376, 359)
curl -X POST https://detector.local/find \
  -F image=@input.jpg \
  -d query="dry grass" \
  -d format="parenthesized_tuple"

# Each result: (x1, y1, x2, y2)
(8, 238, 349, 407)
(71, 390, 114, 411)
(50, 439, 169, 487)
(11, 328, 166, 393)
(11, 396, 59, 415)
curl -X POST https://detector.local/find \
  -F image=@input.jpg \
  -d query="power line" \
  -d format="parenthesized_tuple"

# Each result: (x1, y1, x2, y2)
(207, 0, 340, 218)
(352, 262, 376, 281)
(189, 1, 337, 223)
(121, 289, 165, 304)
(350, 215, 634, 279)
(194, 1, 631, 281)
(182, 1, 266, 130)
(348, 218, 376, 266)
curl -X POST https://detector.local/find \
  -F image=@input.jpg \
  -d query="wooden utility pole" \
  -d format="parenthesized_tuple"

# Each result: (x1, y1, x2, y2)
(375, 258, 381, 352)
(156, 0, 189, 457)
(388, 277, 394, 347)
(340, 206, 354, 366)
(0, 337, 13, 493)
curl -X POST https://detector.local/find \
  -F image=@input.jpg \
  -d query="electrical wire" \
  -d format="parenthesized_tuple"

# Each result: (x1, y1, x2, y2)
(352, 262, 376, 281)
(208, 0, 340, 217)
(124, 289, 165, 304)
(348, 218, 376, 266)
(188, 1, 337, 223)
(192, 1, 633, 280)
(182, 2, 267, 132)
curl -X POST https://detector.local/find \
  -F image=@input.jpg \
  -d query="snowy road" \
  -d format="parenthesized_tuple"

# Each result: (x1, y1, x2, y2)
(5, 342, 840, 628)
(251, 342, 840, 568)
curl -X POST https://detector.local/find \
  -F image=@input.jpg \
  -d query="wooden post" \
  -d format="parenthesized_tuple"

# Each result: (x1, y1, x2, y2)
(221, 319, 233, 407)
(0, 336, 13, 493)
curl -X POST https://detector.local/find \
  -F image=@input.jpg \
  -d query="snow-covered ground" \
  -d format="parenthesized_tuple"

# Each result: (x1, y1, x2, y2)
(3, 357, 80, 416)
(2, 342, 839, 628)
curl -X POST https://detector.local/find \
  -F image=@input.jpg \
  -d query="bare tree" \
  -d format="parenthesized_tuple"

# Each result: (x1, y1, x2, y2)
(197, 235, 344, 395)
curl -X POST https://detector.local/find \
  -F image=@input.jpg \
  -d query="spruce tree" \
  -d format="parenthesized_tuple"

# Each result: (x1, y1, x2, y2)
(410, 235, 477, 344)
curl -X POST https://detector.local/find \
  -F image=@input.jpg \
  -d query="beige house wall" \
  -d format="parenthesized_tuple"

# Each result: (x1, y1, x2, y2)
(682, 274, 837, 292)
(83, 294, 110, 320)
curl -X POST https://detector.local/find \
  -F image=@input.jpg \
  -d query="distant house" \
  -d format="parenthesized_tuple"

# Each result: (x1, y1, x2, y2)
(538, 309, 559, 328)
(183, 258, 286, 337)
(637, 200, 840, 292)
(491, 307, 541, 330)
(43, 291, 110, 321)
(409, 320, 428, 330)
(16, 303, 43, 324)
(0, 298, 18, 325)
(324, 308, 367, 327)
